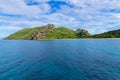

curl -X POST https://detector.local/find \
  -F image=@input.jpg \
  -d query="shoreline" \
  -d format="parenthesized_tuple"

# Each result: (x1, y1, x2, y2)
(2, 38, 120, 41)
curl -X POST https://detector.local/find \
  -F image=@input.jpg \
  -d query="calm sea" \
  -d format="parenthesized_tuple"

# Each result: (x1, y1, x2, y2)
(0, 40, 120, 80)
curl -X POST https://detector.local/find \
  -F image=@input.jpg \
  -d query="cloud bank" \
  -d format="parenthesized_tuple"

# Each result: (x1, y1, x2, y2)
(0, 0, 120, 38)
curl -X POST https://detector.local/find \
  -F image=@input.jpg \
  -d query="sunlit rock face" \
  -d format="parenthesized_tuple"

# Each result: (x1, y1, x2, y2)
(31, 24, 55, 40)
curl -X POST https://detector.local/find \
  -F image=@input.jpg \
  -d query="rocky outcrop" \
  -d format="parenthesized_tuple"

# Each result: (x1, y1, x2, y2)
(43, 24, 55, 30)
(30, 24, 55, 40)
(76, 29, 91, 37)
(4, 24, 93, 40)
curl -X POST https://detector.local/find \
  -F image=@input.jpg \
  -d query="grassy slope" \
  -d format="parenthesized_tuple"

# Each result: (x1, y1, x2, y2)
(93, 29, 120, 38)
(5, 26, 79, 40)
(5, 25, 120, 39)
(4, 27, 42, 39)
(46, 27, 77, 39)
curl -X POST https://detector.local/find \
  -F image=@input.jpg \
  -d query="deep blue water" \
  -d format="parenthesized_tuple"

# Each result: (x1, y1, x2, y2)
(0, 40, 120, 80)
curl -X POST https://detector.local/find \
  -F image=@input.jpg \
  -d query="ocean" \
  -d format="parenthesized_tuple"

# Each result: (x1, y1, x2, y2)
(0, 40, 120, 80)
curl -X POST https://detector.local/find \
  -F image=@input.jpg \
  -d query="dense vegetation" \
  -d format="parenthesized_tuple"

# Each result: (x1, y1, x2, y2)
(76, 29, 91, 38)
(5, 24, 120, 40)
(4, 27, 43, 39)
(46, 27, 77, 39)
(93, 29, 120, 38)
(4, 24, 91, 40)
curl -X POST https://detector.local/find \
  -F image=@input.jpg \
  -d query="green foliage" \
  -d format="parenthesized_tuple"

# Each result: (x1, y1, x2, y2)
(76, 29, 91, 38)
(46, 27, 77, 39)
(4, 26, 92, 40)
(4, 27, 42, 39)
(5, 26, 77, 40)
(5, 24, 120, 40)
(93, 29, 120, 38)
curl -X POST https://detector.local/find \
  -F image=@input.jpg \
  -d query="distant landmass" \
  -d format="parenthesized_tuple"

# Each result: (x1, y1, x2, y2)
(93, 29, 120, 38)
(4, 24, 120, 40)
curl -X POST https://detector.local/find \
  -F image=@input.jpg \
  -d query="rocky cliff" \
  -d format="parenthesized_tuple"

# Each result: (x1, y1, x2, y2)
(30, 24, 55, 40)
(4, 24, 91, 40)
(76, 29, 91, 38)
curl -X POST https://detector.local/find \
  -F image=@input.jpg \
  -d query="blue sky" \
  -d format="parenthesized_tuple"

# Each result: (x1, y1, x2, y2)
(0, 0, 120, 38)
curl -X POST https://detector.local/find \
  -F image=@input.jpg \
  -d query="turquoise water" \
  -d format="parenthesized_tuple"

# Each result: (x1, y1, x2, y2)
(0, 40, 120, 80)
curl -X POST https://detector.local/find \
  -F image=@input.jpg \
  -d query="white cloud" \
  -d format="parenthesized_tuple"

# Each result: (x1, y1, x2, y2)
(0, 0, 39, 17)
(65, 0, 120, 9)
(39, 3, 51, 14)
(0, 0, 120, 38)
(0, 26, 22, 30)
(0, 0, 51, 17)
(33, 0, 49, 3)
(113, 14, 120, 20)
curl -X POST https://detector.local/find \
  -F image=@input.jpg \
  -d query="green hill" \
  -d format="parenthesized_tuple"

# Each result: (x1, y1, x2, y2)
(4, 27, 43, 40)
(4, 24, 91, 40)
(93, 29, 120, 38)
(76, 29, 91, 38)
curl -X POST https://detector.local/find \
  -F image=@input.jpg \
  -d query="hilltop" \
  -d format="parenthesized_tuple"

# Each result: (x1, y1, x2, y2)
(93, 29, 120, 38)
(5, 24, 120, 40)
(4, 24, 91, 40)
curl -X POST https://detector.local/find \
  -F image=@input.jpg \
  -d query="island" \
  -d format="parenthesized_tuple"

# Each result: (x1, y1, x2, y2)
(4, 24, 120, 40)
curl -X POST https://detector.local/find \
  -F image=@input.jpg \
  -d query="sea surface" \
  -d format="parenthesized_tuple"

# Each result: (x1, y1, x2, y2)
(0, 40, 120, 80)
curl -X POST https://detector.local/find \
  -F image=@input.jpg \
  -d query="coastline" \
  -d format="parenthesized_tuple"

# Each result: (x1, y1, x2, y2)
(3, 38, 120, 41)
